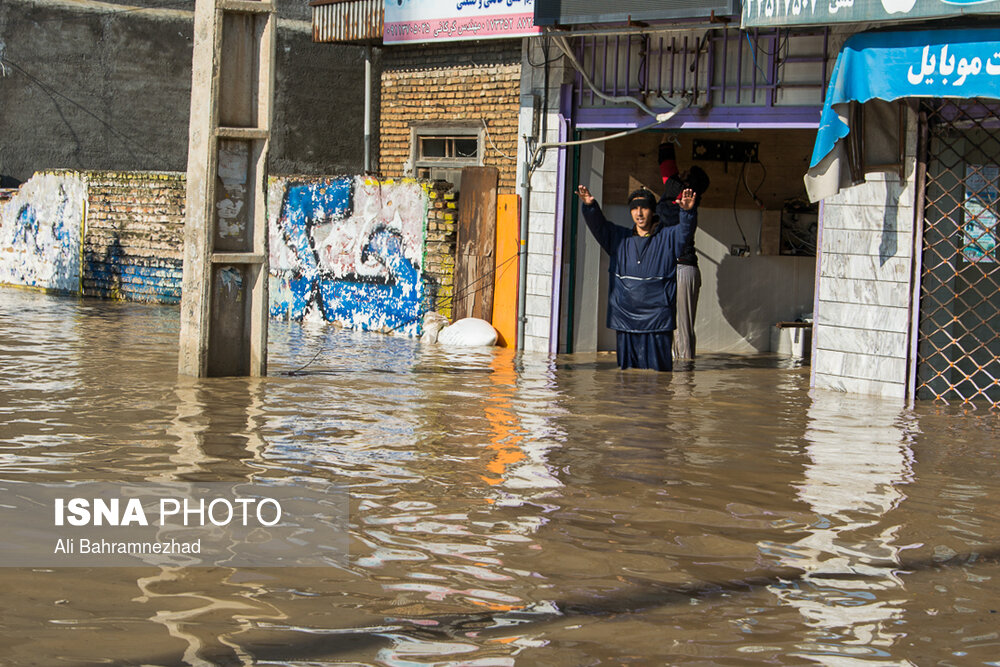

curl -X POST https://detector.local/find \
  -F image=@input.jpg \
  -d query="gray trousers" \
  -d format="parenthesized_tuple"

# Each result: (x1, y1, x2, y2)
(673, 263, 701, 360)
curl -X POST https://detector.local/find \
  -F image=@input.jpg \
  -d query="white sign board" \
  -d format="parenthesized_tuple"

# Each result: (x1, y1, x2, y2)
(384, 0, 541, 44)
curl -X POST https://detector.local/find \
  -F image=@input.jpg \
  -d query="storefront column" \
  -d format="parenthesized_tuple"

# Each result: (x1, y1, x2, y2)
(517, 38, 571, 354)
(811, 106, 920, 398)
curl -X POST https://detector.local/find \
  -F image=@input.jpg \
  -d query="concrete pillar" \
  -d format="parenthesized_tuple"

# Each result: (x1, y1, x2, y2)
(179, 0, 277, 377)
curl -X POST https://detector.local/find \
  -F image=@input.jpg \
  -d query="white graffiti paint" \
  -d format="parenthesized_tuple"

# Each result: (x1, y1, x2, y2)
(267, 176, 431, 334)
(267, 178, 298, 272)
(315, 177, 426, 281)
(216, 142, 248, 239)
(0, 172, 87, 292)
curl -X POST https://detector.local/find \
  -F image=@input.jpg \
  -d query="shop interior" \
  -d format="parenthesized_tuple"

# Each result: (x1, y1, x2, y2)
(561, 128, 819, 357)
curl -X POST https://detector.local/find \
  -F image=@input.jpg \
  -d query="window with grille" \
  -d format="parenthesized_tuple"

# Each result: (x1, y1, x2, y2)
(916, 100, 1000, 405)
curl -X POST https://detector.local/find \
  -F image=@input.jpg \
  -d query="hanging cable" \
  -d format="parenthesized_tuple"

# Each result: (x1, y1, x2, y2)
(482, 119, 515, 161)
(551, 35, 686, 121)
(0, 56, 168, 162)
(523, 97, 690, 182)
(731, 162, 751, 251)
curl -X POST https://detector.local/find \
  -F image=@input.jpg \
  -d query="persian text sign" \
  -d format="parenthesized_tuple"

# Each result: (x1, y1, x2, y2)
(811, 29, 1000, 168)
(383, 0, 540, 44)
(743, 0, 1000, 28)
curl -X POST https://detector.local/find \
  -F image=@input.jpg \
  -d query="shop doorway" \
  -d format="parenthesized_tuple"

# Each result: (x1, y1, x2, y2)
(561, 129, 818, 357)
(916, 100, 1000, 404)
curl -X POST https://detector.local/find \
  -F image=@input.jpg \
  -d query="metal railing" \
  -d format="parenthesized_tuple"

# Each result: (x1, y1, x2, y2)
(571, 26, 829, 110)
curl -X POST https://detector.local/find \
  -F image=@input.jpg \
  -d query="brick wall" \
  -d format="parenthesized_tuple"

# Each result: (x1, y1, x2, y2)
(423, 182, 458, 319)
(379, 41, 521, 194)
(83, 172, 186, 303)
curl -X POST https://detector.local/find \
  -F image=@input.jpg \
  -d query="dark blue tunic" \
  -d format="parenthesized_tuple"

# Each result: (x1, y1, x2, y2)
(581, 201, 696, 371)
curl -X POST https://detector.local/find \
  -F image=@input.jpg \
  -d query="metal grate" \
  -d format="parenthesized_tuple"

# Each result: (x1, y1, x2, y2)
(572, 27, 828, 110)
(916, 99, 1000, 405)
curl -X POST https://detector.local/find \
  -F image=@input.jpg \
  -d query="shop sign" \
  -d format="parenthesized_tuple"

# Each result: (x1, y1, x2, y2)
(811, 29, 1000, 170)
(384, 0, 541, 44)
(743, 0, 1000, 28)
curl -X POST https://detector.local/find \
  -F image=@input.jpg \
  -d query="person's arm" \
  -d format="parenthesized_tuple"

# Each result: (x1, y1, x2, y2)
(576, 185, 617, 253)
(673, 188, 697, 255)
(656, 197, 680, 229)
(657, 139, 683, 227)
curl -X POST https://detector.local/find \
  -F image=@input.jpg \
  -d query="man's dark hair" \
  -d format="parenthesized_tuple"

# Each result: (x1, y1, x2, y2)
(626, 188, 657, 210)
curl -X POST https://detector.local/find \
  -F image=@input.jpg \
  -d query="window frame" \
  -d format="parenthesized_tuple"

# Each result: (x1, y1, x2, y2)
(409, 125, 484, 180)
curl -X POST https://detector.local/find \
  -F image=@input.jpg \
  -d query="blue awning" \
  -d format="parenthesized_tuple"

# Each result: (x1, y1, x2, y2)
(808, 28, 1000, 200)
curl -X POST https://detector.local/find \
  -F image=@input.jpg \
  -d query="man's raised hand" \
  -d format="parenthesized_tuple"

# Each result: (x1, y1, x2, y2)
(678, 188, 696, 211)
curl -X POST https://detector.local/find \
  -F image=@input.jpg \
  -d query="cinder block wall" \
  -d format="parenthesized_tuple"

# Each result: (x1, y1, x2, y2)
(379, 41, 521, 194)
(83, 172, 186, 303)
(0, 2, 368, 182)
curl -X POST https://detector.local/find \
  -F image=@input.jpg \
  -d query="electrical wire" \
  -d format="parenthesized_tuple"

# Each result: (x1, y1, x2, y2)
(551, 35, 685, 120)
(482, 119, 515, 161)
(0, 56, 170, 163)
(750, 28, 789, 57)
(745, 29, 789, 86)
(742, 160, 766, 209)
(744, 32, 770, 84)
(741, 161, 767, 253)
(525, 98, 690, 176)
(526, 35, 563, 68)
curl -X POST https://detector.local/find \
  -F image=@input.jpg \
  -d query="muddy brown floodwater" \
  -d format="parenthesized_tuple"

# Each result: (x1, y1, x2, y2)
(1, 287, 1000, 666)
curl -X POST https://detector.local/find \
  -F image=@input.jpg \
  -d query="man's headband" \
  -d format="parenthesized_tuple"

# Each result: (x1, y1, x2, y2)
(627, 191, 656, 210)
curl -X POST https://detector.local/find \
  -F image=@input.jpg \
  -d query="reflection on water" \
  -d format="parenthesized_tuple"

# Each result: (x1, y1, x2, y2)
(2, 287, 1000, 666)
(764, 395, 914, 665)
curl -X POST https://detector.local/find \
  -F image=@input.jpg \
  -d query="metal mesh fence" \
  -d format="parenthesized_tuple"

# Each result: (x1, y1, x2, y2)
(917, 99, 1000, 405)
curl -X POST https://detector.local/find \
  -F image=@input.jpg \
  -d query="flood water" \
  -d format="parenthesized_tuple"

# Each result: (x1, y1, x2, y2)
(2, 287, 1000, 666)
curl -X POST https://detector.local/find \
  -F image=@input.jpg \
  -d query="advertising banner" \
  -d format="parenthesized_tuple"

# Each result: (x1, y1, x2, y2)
(811, 29, 1000, 169)
(743, 0, 1000, 29)
(384, 0, 541, 44)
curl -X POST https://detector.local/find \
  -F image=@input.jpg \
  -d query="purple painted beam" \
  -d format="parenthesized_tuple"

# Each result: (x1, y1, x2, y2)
(574, 105, 821, 130)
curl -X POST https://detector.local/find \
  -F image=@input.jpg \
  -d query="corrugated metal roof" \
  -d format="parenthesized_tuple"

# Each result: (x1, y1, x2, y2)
(311, 0, 383, 44)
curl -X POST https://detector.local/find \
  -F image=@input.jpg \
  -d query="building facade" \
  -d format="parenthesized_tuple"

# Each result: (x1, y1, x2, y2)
(518, 10, 829, 357)
(517, 2, 1000, 405)
(308, 0, 1000, 405)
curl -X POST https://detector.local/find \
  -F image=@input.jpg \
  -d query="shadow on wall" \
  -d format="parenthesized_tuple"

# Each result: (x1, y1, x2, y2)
(268, 177, 430, 336)
(84, 235, 125, 300)
(715, 254, 775, 351)
(879, 179, 899, 267)
(713, 252, 816, 353)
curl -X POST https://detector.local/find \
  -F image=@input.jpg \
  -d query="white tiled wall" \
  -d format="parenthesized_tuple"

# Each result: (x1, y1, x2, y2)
(812, 109, 919, 399)
(518, 39, 570, 354)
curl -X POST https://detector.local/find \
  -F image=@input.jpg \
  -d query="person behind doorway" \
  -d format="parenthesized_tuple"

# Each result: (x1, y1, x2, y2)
(576, 183, 697, 371)
(656, 139, 710, 360)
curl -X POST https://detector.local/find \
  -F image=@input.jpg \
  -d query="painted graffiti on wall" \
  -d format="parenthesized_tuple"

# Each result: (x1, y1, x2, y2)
(268, 177, 429, 336)
(0, 172, 86, 293)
